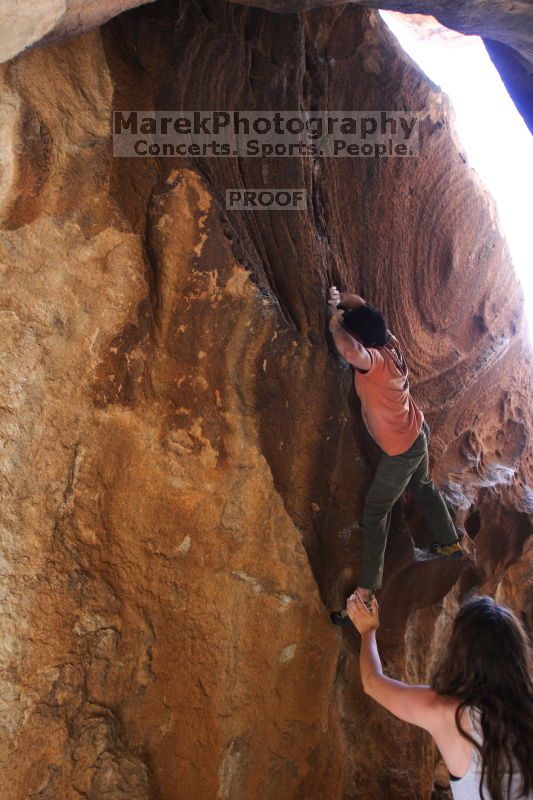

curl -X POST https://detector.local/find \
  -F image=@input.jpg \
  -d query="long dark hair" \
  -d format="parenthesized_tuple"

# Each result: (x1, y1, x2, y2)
(431, 596, 533, 800)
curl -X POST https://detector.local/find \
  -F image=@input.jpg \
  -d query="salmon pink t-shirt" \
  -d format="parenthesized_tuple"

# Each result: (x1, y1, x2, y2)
(354, 334, 424, 456)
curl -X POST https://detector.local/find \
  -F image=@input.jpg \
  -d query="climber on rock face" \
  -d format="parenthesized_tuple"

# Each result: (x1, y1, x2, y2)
(326, 285, 463, 623)
(345, 593, 533, 800)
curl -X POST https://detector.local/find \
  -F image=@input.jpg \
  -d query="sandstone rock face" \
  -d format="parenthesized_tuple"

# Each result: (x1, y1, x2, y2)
(231, 0, 533, 54)
(229, 0, 533, 131)
(2, 1, 532, 132)
(0, 2, 531, 799)
(0, 0, 156, 65)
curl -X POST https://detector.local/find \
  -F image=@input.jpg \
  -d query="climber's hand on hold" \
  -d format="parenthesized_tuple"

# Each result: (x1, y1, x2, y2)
(347, 592, 379, 635)
(328, 285, 340, 309)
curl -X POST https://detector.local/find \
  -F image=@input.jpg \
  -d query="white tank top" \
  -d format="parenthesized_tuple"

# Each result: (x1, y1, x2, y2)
(450, 707, 531, 800)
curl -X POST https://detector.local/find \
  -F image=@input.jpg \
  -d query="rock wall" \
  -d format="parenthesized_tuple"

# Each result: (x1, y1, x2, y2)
(0, 0, 158, 65)
(3, 1, 532, 133)
(0, 2, 531, 799)
(228, 0, 533, 132)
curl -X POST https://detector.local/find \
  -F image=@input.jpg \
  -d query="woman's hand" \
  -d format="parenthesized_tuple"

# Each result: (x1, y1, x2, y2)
(328, 285, 341, 308)
(347, 592, 379, 634)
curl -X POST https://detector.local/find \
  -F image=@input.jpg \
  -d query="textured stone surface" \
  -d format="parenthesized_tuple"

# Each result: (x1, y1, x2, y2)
(2, 1, 532, 132)
(0, 0, 157, 65)
(228, 0, 533, 61)
(0, 2, 531, 799)
(484, 36, 533, 133)
(229, 0, 533, 131)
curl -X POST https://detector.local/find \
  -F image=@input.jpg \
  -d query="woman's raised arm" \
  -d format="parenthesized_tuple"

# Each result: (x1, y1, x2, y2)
(347, 593, 445, 733)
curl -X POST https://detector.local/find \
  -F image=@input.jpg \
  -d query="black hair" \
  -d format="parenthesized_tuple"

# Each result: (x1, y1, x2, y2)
(342, 304, 389, 347)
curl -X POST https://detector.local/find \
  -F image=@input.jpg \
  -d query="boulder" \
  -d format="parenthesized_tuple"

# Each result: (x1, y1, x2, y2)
(0, 2, 530, 798)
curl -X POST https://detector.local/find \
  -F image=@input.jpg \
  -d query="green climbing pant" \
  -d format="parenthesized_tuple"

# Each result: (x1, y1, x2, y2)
(357, 421, 458, 591)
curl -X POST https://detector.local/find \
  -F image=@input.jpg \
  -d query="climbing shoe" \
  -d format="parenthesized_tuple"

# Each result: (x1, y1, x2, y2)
(429, 541, 464, 559)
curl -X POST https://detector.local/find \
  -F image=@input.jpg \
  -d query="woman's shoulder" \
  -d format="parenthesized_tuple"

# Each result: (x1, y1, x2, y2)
(428, 696, 476, 779)
(429, 694, 475, 734)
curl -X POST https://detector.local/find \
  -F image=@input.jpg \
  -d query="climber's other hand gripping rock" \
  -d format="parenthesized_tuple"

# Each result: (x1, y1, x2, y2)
(328, 285, 340, 308)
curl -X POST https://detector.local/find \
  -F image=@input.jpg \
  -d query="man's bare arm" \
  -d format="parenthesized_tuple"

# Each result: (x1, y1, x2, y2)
(329, 310, 371, 371)
(338, 292, 366, 310)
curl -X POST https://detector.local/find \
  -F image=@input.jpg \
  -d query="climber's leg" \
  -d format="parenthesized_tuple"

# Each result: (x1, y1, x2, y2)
(357, 432, 426, 591)
(407, 426, 459, 548)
